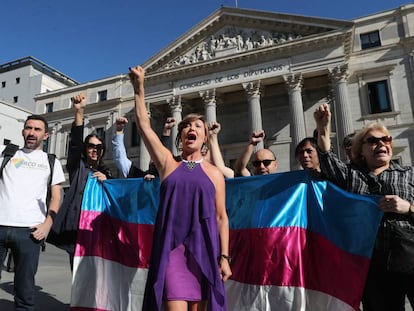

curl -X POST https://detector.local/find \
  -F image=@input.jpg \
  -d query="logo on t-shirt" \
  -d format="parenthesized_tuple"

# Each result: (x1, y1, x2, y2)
(11, 158, 25, 168)
(11, 158, 48, 171)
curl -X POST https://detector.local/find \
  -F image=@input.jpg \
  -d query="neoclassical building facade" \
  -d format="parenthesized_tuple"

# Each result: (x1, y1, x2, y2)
(35, 5, 414, 183)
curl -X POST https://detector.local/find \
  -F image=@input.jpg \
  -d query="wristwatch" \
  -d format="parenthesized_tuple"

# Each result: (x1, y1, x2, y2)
(218, 254, 232, 265)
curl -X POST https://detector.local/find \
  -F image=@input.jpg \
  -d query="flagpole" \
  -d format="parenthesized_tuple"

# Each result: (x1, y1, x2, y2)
(235, 0, 238, 8)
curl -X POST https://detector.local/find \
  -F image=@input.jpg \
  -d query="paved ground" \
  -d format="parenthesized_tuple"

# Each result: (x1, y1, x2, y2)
(0, 244, 71, 311)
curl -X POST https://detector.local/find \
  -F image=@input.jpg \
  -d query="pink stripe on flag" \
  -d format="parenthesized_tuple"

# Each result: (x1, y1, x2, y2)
(75, 211, 154, 268)
(230, 227, 369, 310)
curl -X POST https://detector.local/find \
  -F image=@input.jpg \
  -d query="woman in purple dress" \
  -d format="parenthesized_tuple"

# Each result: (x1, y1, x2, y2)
(129, 65, 232, 311)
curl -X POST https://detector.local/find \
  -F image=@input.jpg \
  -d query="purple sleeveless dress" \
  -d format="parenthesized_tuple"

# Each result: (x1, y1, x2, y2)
(142, 161, 227, 311)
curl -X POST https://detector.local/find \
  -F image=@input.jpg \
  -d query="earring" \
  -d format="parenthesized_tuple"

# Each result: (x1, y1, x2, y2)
(201, 142, 208, 156)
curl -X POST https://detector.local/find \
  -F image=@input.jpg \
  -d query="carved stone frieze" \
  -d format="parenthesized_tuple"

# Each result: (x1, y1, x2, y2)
(163, 27, 303, 70)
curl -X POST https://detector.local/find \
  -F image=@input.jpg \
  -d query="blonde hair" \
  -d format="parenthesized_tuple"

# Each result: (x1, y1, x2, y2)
(351, 122, 393, 167)
(175, 114, 209, 152)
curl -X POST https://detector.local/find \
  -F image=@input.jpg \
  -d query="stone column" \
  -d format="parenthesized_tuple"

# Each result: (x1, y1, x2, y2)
(83, 116, 90, 138)
(407, 52, 414, 115)
(329, 64, 354, 158)
(48, 123, 58, 154)
(106, 112, 116, 159)
(139, 102, 151, 170)
(109, 110, 119, 158)
(409, 51, 414, 79)
(167, 96, 183, 156)
(242, 80, 263, 150)
(200, 89, 217, 123)
(284, 73, 306, 170)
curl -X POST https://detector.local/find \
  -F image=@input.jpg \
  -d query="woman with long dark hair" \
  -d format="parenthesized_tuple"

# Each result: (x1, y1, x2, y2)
(48, 93, 112, 269)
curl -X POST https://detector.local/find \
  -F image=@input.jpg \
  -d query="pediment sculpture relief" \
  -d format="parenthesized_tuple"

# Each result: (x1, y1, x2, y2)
(163, 27, 302, 69)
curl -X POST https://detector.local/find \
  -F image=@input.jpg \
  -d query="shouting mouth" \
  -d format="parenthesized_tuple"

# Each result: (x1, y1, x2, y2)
(186, 132, 197, 143)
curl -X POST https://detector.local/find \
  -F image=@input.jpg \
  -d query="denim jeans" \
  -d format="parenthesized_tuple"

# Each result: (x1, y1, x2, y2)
(0, 226, 42, 311)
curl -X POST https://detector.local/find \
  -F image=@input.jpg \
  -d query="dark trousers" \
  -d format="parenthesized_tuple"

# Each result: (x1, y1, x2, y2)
(0, 226, 41, 311)
(362, 263, 414, 311)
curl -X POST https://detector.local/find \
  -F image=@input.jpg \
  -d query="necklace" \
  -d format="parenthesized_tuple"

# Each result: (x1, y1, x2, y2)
(181, 157, 203, 170)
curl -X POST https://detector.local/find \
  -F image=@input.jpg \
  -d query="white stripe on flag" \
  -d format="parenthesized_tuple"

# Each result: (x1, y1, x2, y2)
(72, 256, 148, 311)
(225, 280, 355, 311)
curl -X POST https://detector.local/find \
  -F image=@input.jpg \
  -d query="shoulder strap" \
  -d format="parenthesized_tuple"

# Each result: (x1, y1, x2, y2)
(0, 144, 19, 178)
(47, 154, 56, 187)
(44, 153, 57, 253)
(46, 153, 56, 207)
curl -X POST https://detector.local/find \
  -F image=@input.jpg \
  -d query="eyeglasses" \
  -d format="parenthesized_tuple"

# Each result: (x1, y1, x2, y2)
(87, 143, 103, 151)
(252, 159, 275, 167)
(363, 135, 392, 145)
(298, 148, 316, 155)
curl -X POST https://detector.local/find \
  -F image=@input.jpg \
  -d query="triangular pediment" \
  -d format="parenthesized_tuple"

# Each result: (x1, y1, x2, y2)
(144, 6, 354, 74)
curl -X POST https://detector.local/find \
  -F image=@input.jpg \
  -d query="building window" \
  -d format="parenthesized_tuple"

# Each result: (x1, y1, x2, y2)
(1, 81, 5, 88)
(16, 77, 20, 84)
(360, 31, 381, 49)
(13, 96, 18, 103)
(131, 122, 140, 146)
(367, 80, 391, 114)
(65, 134, 70, 156)
(95, 127, 105, 140)
(45, 102, 54, 113)
(97, 90, 108, 102)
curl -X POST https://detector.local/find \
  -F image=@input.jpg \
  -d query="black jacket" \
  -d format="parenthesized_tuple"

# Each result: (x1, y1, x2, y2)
(47, 124, 111, 254)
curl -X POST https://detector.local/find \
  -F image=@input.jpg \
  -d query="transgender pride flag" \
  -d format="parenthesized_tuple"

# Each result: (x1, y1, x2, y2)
(70, 170, 383, 311)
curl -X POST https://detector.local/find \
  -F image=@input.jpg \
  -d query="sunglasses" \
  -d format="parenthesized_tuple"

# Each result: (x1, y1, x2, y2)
(363, 135, 392, 145)
(87, 143, 103, 151)
(252, 159, 275, 167)
(298, 148, 316, 155)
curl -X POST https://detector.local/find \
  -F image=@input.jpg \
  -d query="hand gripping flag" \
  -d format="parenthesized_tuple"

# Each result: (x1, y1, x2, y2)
(70, 170, 382, 311)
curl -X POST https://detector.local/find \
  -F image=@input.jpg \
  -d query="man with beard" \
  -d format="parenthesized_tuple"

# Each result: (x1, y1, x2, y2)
(0, 115, 65, 310)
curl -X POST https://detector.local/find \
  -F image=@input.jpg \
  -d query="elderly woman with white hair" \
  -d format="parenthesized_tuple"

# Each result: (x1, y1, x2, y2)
(314, 103, 414, 311)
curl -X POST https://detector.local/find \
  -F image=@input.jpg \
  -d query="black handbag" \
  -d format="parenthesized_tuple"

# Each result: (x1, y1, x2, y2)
(387, 220, 414, 274)
(365, 174, 414, 274)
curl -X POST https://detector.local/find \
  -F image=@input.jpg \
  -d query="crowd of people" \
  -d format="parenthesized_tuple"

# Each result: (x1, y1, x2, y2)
(0, 65, 413, 311)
